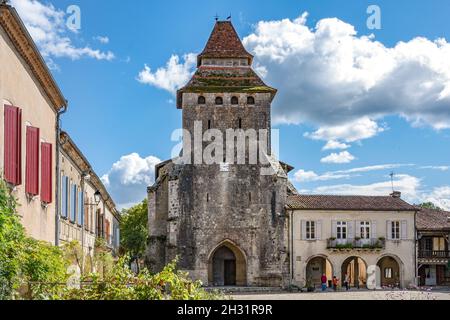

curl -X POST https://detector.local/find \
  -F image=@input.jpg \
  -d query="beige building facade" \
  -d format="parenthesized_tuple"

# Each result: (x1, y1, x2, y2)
(287, 194, 418, 289)
(59, 131, 120, 256)
(0, 4, 67, 244)
(1, 4, 120, 253)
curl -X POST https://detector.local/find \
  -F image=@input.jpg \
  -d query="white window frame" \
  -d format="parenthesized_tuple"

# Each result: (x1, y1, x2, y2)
(337, 221, 347, 240)
(391, 221, 401, 240)
(306, 221, 316, 240)
(360, 221, 371, 240)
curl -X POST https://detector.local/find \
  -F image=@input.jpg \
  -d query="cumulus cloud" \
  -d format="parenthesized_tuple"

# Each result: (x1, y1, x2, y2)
(423, 186, 450, 210)
(305, 117, 385, 143)
(242, 12, 450, 133)
(293, 169, 350, 182)
(11, 0, 114, 64)
(137, 54, 197, 94)
(322, 140, 350, 151)
(321, 151, 355, 164)
(293, 163, 411, 183)
(101, 153, 161, 209)
(313, 174, 422, 203)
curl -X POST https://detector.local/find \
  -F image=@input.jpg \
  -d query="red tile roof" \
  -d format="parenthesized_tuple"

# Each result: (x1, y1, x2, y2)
(197, 21, 253, 66)
(416, 207, 450, 231)
(286, 195, 417, 211)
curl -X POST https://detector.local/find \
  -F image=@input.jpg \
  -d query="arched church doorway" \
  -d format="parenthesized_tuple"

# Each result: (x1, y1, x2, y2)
(208, 241, 247, 286)
(341, 256, 367, 289)
(377, 256, 401, 288)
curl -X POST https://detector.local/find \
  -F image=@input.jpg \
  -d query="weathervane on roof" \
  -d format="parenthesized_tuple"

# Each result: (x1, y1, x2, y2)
(227, 14, 232, 21)
(214, 13, 219, 21)
(390, 172, 395, 192)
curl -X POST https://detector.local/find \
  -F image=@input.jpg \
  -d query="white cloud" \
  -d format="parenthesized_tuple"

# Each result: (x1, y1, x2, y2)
(313, 174, 422, 203)
(11, 0, 114, 64)
(101, 153, 161, 209)
(94, 36, 110, 44)
(420, 166, 449, 171)
(423, 186, 450, 210)
(293, 169, 350, 182)
(322, 140, 350, 151)
(305, 117, 384, 143)
(335, 163, 413, 174)
(321, 151, 355, 164)
(242, 12, 450, 132)
(137, 54, 197, 94)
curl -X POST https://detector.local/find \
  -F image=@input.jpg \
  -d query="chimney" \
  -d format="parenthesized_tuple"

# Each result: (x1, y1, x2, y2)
(390, 191, 401, 198)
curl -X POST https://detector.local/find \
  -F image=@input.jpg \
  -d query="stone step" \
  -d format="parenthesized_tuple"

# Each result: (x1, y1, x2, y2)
(204, 286, 284, 294)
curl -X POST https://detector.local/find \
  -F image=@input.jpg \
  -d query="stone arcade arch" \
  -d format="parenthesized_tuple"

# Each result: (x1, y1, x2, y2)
(305, 255, 333, 288)
(377, 255, 402, 288)
(341, 256, 368, 289)
(208, 240, 247, 286)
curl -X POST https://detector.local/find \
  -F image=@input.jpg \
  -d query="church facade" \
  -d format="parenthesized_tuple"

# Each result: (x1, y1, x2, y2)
(146, 21, 296, 287)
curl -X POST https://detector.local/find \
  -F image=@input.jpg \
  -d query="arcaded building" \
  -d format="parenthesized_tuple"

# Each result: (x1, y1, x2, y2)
(146, 21, 295, 287)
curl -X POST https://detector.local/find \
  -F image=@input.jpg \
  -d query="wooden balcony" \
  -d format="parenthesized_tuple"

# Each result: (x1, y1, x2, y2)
(327, 238, 386, 251)
(419, 250, 450, 259)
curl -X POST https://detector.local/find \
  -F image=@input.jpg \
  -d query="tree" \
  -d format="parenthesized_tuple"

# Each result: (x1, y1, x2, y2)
(120, 199, 148, 265)
(419, 202, 443, 211)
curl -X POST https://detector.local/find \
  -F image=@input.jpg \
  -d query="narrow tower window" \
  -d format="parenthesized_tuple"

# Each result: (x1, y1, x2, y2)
(198, 96, 206, 105)
(238, 118, 242, 129)
(247, 96, 255, 105)
(215, 97, 223, 105)
(208, 120, 212, 129)
(231, 96, 239, 105)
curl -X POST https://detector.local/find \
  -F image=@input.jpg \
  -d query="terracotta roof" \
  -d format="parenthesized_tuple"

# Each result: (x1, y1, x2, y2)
(416, 207, 450, 231)
(286, 195, 417, 211)
(197, 21, 253, 66)
(176, 21, 277, 108)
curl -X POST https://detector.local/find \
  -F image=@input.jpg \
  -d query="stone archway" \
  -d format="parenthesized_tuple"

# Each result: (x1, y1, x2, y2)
(208, 240, 247, 286)
(305, 255, 333, 288)
(341, 256, 368, 289)
(377, 255, 401, 288)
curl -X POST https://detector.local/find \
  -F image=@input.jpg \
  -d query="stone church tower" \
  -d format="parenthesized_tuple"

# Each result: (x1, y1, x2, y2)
(147, 21, 296, 287)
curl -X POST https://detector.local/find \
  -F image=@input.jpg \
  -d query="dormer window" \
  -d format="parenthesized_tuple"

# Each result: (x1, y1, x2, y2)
(231, 96, 239, 105)
(198, 96, 206, 105)
(215, 97, 223, 105)
(247, 96, 255, 105)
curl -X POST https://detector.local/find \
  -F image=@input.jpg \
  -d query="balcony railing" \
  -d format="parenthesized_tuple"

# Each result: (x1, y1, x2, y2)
(419, 250, 450, 259)
(327, 238, 386, 250)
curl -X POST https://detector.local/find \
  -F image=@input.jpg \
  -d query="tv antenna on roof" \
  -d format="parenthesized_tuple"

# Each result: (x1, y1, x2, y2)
(390, 172, 395, 192)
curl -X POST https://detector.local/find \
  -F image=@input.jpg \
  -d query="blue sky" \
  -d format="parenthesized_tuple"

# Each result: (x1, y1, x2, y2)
(11, 0, 450, 209)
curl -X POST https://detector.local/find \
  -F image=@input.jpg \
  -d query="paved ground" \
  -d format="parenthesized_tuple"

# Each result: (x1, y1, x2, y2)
(232, 289, 450, 300)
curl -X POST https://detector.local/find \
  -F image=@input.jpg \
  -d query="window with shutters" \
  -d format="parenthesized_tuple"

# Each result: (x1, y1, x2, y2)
(40, 143, 52, 203)
(391, 221, 400, 240)
(25, 127, 39, 196)
(360, 221, 371, 239)
(337, 221, 347, 240)
(306, 221, 316, 240)
(70, 184, 77, 223)
(61, 175, 69, 217)
(77, 189, 83, 226)
(4, 105, 22, 185)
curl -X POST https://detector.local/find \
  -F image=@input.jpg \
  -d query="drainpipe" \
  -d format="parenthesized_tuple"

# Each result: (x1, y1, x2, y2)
(414, 209, 418, 286)
(289, 209, 294, 286)
(55, 103, 68, 246)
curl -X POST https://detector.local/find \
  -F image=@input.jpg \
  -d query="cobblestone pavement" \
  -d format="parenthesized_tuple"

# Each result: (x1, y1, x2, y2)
(232, 289, 450, 300)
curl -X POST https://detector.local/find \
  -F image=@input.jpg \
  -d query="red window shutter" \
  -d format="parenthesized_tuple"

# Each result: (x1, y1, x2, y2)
(40, 143, 52, 203)
(4, 105, 22, 185)
(25, 126, 40, 195)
